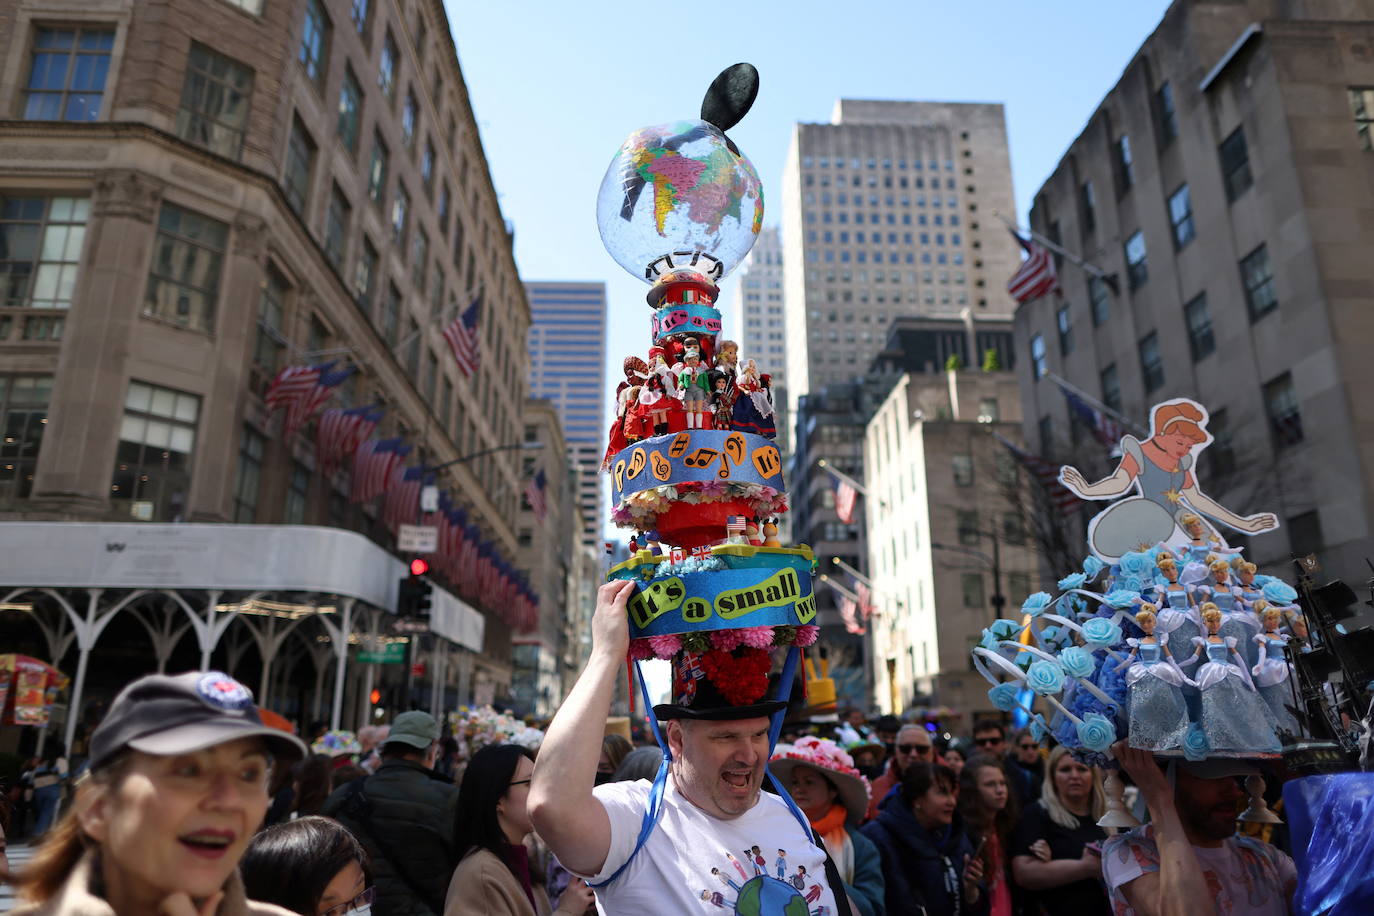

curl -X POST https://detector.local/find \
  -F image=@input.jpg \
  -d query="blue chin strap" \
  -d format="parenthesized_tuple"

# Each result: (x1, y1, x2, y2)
(590, 645, 811, 889)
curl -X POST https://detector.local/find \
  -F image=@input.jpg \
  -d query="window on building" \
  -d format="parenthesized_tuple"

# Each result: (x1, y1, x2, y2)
(1287, 510, 1324, 557)
(324, 185, 350, 269)
(176, 43, 253, 159)
(232, 425, 264, 522)
(1240, 244, 1277, 320)
(1183, 293, 1215, 361)
(401, 90, 418, 151)
(411, 228, 428, 289)
(1350, 88, 1374, 150)
(978, 398, 999, 422)
(1056, 305, 1073, 355)
(350, 0, 370, 35)
(1100, 363, 1121, 413)
(1138, 331, 1164, 393)
(1207, 407, 1236, 477)
(112, 381, 200, 522)
(1029, 332, 1046, 380)
(1088, 274, 1110, 326)
(1114, 135, 1134, 192)
(391, 183, 409, 246)
(0, 195, 88, 309)
(379, 30, 398, 102)
(1038, 415, 1053, 454)
(0, 376, 51, 501)
(23, 27, 114, 121)
(1124, 231, 1148, 289)
(337, 66, 362, 154)
(381, 281, 400, 345)
(253, 264, 287, 379)
(437, 182, 451, 235)
(428, 263, 443, 317)
(282, 116, 315, 216)
(298, 0, 330, 88)
(957, 509, 979, 545)
(1002, 512, 1025, 546)
(353, 236, 376, 309)
(283, 461, 309, 524)
(1155, 81, 1178, 143)
(1079, 180, 1096, 234)
(144, 203, 227, 333)
(952, 454, 974, 487)
(1263, 372, 1303, 448)
(421, 141, 435, 193)
(961, 572, 985, 608)
(367, 133, 388, 206)
(1219, 127, 1252, 201)
(1168, 184, 1194, 248)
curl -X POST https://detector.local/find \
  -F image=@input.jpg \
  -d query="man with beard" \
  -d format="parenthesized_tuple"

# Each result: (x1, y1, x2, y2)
(1104, 742, 1296, 915)
(530, 580, 844, 915)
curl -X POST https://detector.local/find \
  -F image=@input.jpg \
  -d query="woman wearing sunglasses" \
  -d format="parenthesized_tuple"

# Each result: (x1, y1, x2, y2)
(9, 671, 307, 916)
(241, 817, 374, 915)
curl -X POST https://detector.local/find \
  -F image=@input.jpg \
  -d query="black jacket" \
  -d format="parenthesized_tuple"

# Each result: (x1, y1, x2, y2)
(322, 758, 460, 916)
(859, 793, 987, 916)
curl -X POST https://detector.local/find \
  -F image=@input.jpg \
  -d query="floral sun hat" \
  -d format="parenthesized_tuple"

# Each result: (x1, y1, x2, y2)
(770, 736, 872, 825)
(310, 729, 362, 756)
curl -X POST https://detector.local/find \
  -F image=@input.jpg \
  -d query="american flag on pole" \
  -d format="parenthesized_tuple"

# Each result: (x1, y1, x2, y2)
(264, 362, 330, 412)
(993, 432, 1082, 517)
(284, 365, 355, 439)
(383, 466, 430, 530)
(828, 470, 859, 525)
(317, 405, 383, 477)
(350, 437, 410, 504)
(523, 469, 548, 523)
(1057, 384, 1129, 450)
(442, 296, 482, 378)
(838, 595, 863, 635)
(854, 579, 876, 620)
(1007, 231, 1058, 305)
(726, 516, 747, 537)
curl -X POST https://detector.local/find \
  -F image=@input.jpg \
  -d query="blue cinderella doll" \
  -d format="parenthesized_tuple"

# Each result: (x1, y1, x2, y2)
(1114, 605, 1193, 750)
(1149, 555, 1202, 640)
(1251, 602, 1302, 738)
(1180, 603, 1281, 753)
(1195, 558, 1262, 668)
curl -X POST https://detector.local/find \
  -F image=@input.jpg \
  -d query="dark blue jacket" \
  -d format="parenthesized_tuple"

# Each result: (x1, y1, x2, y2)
(859, 793, 987, 916)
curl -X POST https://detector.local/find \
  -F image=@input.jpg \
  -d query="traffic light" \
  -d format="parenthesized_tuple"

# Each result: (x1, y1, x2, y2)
(397, 560, 433, 618)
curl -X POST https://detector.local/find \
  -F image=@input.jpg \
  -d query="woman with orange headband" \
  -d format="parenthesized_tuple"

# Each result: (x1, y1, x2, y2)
(1060, 399, 1277, 560)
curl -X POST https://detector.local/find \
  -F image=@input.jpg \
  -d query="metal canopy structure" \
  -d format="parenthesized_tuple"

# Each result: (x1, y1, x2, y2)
(0, 523, 485, 747)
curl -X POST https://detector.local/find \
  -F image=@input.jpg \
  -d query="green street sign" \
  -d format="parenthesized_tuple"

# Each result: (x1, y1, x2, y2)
(357, 642, 407, 664)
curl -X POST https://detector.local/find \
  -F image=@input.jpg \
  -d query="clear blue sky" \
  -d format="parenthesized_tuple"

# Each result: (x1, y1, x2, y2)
(441, 0, 1174, 546)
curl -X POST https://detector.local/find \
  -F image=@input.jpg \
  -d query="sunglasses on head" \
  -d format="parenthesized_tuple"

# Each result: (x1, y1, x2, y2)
(898, 743, 932, 755)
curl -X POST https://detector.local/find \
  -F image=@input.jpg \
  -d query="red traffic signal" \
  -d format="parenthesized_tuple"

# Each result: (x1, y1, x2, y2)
(409, 558, 429, 577)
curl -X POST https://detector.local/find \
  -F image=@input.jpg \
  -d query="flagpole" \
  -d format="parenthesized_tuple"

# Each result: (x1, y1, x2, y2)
(389, 282, 485, 362)
(1045, 371, 1148, 436)
(819, 574, 860, 602)
(993, 211, 1116, 284)
(816, 459, 866, 495)
(829, 557, 904, 608)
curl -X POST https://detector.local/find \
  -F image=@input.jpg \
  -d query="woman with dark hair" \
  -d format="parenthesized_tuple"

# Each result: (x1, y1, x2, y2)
(596, 734, 632, 785)
(860, 761, 986, 916)
(241, 816, 373, 915)
(609, 746, 661, 783)
(444, 744, 594, 916)
(958, 755, 1018, 916)
(265, 755, 335, 827)
(28, 746, 68, 837)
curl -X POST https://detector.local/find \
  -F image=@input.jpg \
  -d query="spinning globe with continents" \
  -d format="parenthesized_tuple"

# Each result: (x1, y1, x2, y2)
(733, 876, 809, 916)
(596, 118, 763, 283)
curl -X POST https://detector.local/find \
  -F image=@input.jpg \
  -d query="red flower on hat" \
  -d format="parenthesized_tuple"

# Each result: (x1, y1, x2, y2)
(699, 647, 771, 707)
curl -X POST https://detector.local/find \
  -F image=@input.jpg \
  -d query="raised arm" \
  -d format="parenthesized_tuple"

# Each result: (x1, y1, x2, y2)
(1060, 457, 1135, 500)
(529, 579, 636, 876)
(1179, 484, 1278, 535)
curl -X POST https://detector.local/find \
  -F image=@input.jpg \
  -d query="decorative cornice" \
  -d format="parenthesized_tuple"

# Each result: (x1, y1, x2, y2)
(92, 168, 163, 222)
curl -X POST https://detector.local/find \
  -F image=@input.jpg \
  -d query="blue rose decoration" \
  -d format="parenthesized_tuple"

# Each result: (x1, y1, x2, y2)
(1183, 723, 1211, 761)
(1081, 618, 1123, 649)
(1039, 626, 1064, 651)
(1104, 589, 1142, 609)
(1022, 592, 1053, 617)
(987, 683, 1020, 712)
(979, 628, 1000, 651)
(989, 618, 1022, 641)
(1029, 714, 1049, 744)
(1077, 713, 1117, 753)
(1119, 551, 1153, 580)
(1058, 572, 1087, 591)
(1059, 646, 1097, 679)
(1083, 556, 1106, 578)
(1025, 660, 1066, 696)
(1262, 580, 1298, 604)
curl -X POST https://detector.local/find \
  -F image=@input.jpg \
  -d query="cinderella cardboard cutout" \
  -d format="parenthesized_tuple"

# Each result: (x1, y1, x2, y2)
(1058, 398, 1279, 561)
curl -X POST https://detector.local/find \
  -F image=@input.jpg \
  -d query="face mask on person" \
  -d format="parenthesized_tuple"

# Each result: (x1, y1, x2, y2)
(594, 771, 614, 786)
(348, 907, 372, 916)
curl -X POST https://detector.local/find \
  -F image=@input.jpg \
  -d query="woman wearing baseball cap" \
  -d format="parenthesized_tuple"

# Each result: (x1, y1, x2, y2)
(10, 670, 307, 916)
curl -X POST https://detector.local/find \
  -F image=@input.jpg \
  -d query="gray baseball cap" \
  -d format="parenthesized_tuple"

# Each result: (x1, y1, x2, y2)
(88, 671, 307, 772)
(385, 710, 439, 749)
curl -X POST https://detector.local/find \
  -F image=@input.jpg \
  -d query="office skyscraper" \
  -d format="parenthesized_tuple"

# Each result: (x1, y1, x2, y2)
(525, 281, 607, 548)
(737, 228, 788, 453)
(780, 100, 1021, 418)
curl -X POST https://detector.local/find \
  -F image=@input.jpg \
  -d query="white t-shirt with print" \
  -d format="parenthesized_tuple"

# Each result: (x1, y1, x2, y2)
(576, 777, 840, 915)
(1103, 824, 1297, 916)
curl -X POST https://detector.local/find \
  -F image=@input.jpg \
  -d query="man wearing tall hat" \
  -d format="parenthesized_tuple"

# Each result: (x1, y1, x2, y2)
(531, 580, 844, 914)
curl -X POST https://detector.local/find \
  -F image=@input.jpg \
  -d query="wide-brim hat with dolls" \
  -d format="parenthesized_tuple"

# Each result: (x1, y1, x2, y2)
(770, 737, 872, 826)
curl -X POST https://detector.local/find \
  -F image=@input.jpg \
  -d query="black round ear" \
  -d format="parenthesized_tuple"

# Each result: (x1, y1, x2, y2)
(700, 63, 760, 134)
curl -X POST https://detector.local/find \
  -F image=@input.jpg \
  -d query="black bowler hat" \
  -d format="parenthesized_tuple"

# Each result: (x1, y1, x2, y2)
(88, 671, 308, 772)
(653, 648, 788, 722)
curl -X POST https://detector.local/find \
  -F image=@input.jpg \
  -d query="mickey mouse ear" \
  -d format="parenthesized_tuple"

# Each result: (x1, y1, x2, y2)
(701, 63, 760, 134)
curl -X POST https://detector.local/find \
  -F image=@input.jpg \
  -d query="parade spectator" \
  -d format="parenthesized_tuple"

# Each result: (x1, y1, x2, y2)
(356, 725, 389, 775)
(445, 744, 595, 916)
(433, 737, 461, 784)
(941, 742, 968, 777)
(28, 747, 67, 837)
(1104, 742, 1295, 916)
(265, 754, 335, 826)
(8, 670, 305, 915)
(958, 755, 1018, 916)
(241, 816, 374, 915)
(772, 738, 886, 916)
(873, 715, 903, 758)
(610, 746, 661, 783)
(1008, 729, 1044, 804)
(322, 711, 459, 916)
(330, 763, 367, 789)
(866, 724, 934, 821)
(972, 721, 1034, 807)
(861, 761, 985, 916)
(1009, 745, 1109, 915)
(597, 734, 632, 785)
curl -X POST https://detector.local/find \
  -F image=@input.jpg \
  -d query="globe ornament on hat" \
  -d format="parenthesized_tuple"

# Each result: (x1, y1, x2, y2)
(770, 737, 872, 826)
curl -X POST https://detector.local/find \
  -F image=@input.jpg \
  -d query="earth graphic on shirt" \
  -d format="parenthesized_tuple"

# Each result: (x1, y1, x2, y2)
(733, 876, 809, 916)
